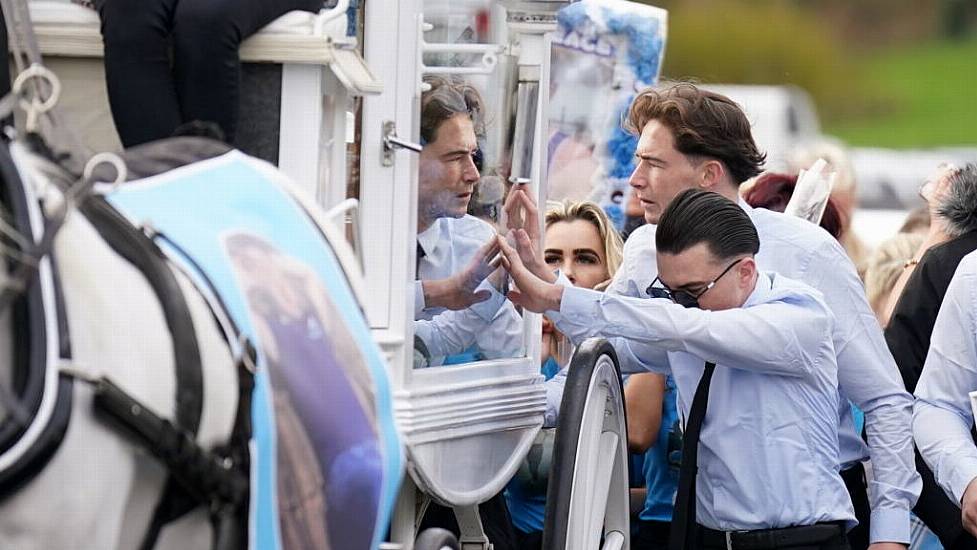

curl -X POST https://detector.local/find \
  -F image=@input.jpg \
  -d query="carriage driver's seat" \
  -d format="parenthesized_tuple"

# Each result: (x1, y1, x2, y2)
(24, 1, 380, 180)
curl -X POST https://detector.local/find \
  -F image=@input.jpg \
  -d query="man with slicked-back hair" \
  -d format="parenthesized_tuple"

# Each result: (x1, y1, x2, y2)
(498, 189, 856, 549)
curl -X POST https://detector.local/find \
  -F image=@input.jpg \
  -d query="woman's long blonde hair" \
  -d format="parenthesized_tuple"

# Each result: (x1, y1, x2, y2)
(544, 200, 624, 283)
(864, 231, 925, 325)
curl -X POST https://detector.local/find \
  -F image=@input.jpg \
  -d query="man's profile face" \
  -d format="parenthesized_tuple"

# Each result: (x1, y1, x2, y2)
(629, 119, 702, 225)
(418, 114, 480, 223)
(656, 243, 753, 311)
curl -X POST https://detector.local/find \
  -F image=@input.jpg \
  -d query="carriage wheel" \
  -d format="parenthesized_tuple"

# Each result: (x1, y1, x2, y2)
(542, 338, 629, 550)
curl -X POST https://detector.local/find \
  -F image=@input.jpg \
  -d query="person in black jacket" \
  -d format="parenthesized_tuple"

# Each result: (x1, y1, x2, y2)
(94, 0, 326, 147)
(885, 162, 977, 550)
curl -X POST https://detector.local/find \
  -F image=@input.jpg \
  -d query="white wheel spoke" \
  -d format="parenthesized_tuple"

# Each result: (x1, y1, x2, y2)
(588, 430, 619, 536)
(570, 382, 607, 548)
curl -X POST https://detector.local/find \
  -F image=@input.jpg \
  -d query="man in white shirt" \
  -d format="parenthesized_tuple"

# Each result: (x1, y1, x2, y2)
(412, 76, 522, 364)
(499, 188, 855, 549)
(410, 76, 522, 548)
(506, 82, 919, 549)
(913, 250, 977, 542)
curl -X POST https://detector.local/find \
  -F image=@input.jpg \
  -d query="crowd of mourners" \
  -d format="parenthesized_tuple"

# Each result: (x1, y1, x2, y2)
(409, 75, 977, 550)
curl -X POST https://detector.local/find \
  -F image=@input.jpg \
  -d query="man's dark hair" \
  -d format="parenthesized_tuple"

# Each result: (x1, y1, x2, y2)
(937, 163, 977, 238)
(625, 82, 766, 185)
(657, 189, 760, 261)
(420, 75, 485, 145)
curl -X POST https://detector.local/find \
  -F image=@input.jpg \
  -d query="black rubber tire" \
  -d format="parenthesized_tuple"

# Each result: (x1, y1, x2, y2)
(541, 338, 624, 550)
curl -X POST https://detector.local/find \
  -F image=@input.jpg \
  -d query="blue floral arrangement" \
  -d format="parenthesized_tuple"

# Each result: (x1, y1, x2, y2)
(601, 6, 664, 87)
(554, 0, 666, 229)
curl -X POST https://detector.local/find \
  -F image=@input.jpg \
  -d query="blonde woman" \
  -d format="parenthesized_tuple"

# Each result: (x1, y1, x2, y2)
(863, 232, 925, 327)
(539, 200, 623, 372)
(506, 199, 623, 549)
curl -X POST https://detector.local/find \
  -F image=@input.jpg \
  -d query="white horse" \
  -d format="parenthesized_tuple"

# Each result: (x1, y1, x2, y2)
(0, 137, 244, 550)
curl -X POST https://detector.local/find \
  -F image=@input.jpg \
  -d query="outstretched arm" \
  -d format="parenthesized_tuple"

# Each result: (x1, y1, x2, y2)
(498, 234, 830, 377)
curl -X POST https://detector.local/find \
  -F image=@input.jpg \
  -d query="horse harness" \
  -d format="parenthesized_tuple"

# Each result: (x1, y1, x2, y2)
(0, 138, 254, 550)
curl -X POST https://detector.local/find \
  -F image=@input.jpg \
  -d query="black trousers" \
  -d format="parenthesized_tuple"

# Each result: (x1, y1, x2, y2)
(840, 463, 871, 550)
(912, 449, 977, 549)
(94, 0, 323, 147)
(514, 528, 542, 550)
(633, 519, 670, 550)
(698, 524, 851, 550)
(698, 535, 851, 550)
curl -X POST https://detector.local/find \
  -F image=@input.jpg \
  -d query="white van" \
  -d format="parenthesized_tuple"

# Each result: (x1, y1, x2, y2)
(704, 84, 822, 172)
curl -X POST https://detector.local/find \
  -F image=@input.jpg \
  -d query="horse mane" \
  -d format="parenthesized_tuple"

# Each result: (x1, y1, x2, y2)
(86, 137, 234, 182)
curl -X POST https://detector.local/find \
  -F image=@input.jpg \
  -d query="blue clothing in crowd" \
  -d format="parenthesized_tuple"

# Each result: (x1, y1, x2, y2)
(639, 376, 680, 523)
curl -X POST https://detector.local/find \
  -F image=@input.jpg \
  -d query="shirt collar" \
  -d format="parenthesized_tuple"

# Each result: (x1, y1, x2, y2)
(738, 196, 754, 215)
(416, 218, 443, 258)
(743, 267, 774, 308)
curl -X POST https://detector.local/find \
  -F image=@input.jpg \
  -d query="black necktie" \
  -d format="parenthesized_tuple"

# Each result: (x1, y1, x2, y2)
(416, 241, 426, 280)
(669, 361, 716, 550)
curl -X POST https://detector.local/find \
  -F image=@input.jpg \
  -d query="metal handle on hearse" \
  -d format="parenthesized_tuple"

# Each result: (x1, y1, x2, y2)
(382, 120, 423, 167)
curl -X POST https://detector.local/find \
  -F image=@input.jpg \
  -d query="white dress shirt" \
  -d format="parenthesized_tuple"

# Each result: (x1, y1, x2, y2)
(914, 250, 977, 505)
(548, 271, 856, 531)
(557, 201, 919, 543)
(413, 215, 523, 362)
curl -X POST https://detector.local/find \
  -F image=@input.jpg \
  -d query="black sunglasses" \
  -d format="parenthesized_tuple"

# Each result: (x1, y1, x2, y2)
(646, 258, 744, 308)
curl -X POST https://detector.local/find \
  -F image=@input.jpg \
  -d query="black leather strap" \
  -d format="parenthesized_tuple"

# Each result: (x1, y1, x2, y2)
(82, 197, 204, 435)
(80, 197, 205, 550)
(0, 139, 49, 454)
(0, 138, 74, 499)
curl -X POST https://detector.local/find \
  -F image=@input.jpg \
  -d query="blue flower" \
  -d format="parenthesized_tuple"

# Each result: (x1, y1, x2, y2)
(606, 96, 638, 179)
(557, 2, 591, 31)
(601, 5, 662, 85)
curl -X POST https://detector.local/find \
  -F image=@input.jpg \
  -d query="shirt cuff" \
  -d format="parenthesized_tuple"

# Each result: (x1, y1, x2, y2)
(948, 457, 977, 506)
(414, 280, 425, 316)
(468, 282, 505, 322)
(868, 507, 912, 545)
(545, 285, 594, 329)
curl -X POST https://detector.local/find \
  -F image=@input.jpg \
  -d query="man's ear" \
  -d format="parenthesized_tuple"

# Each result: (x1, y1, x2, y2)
(738, 257, 757, 287)
(699, 160, 726, 190)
